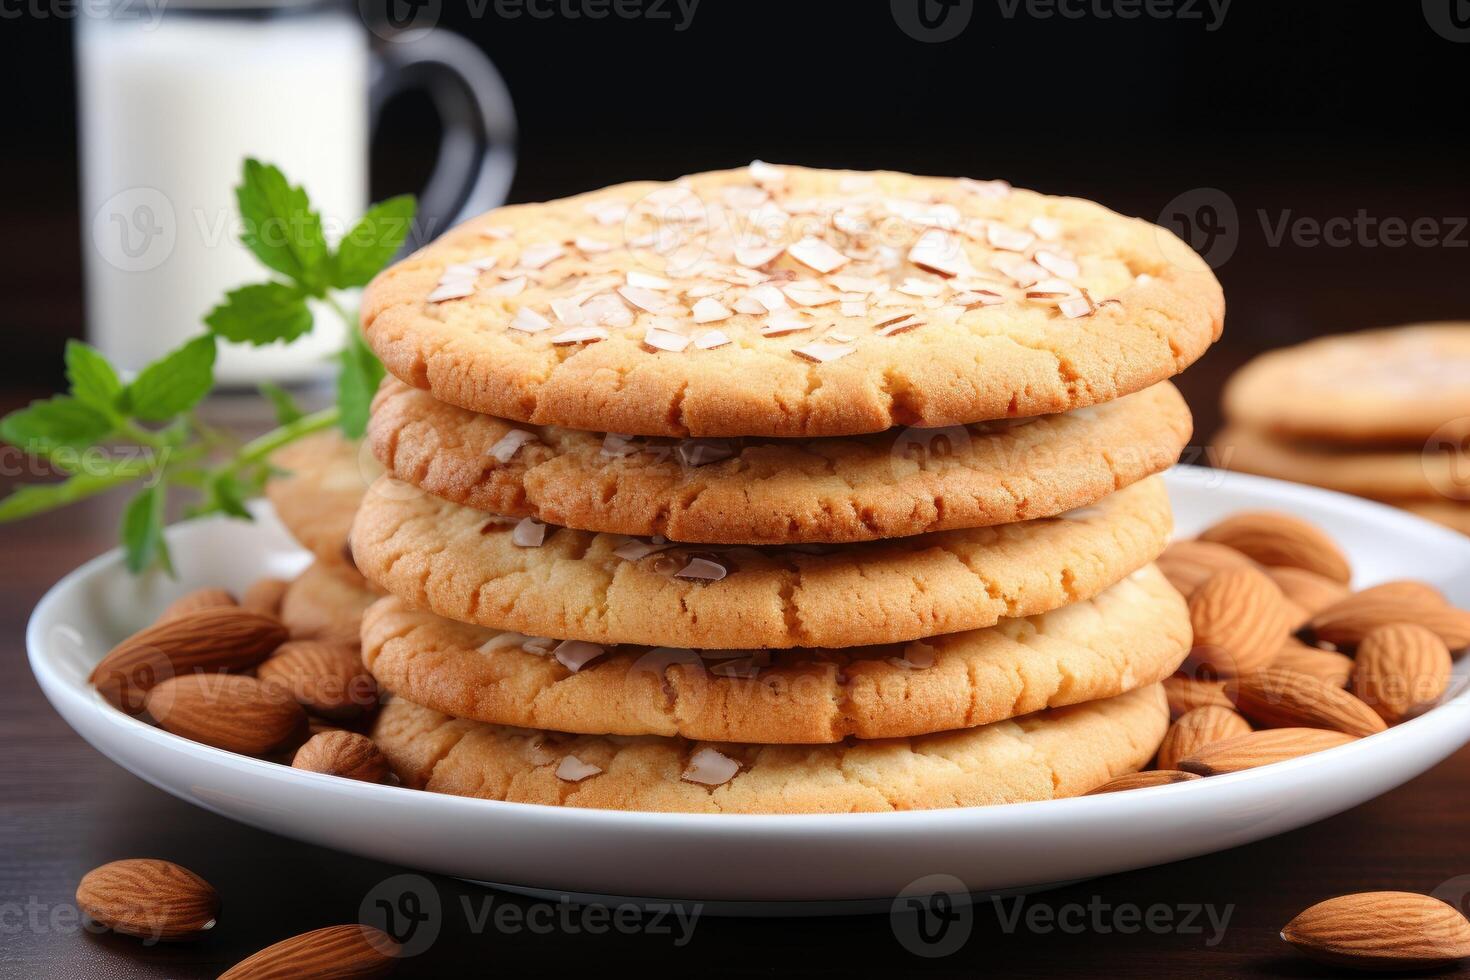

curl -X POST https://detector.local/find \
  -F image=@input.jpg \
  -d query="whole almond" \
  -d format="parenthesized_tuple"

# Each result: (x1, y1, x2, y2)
(293, 731, 389, 783)
(1233, 668, 1387, 737)
(145, 674, 306, 756)
(219, 924, 400, 980)
(1267, 566, 1351, 618)
(1273, 639, 1354, 688)
(1352, 623, 1453, 724)
(1282, 891, 1470, 971)
(242, 577, 292, 617)
(75, 859, 218, 941)
(258, 641, 378, 719)
(91, 607, 288, 713)
(1156, 539, 1257, 597)
(1179, 727, 1358, 776)
(1309, 594, 1470, 651)
(1157, 705, 1253, 770)
(1084, 770, 1202, 795)
(1163, 674, 1235, 717)
(1188, 566, 1295, 677)
(158, 588, 237, 623)
(1198, 511, 1351, 583)
(1355, 579, 1447, 607)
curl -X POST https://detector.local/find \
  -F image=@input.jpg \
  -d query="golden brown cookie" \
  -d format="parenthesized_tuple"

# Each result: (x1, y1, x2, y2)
(279, 561, 379, 647)
(363, 165, 1223, 438)
(370, 683, 1168, 813)
(369, 377, 1191, 544)
(266, 431, 381, 581)
(361, 564, 1188, 742)
(349, 474, 1172, 649)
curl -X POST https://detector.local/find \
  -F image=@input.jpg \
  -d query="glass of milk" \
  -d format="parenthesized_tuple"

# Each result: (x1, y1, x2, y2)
(76, 0, 517, 385)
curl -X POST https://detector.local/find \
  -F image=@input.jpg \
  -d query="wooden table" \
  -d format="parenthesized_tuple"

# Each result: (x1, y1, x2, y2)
(5, 376, 1470, 979)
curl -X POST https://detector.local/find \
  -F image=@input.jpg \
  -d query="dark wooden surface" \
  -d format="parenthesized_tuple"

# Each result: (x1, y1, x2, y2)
(5, 368, 1470, 979)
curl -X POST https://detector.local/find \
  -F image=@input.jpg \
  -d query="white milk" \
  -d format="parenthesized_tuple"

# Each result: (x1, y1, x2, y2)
(77, 8, 369, 384)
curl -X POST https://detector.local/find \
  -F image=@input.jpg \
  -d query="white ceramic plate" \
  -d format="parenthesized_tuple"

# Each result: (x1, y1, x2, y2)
(28, 467, 1470, 910)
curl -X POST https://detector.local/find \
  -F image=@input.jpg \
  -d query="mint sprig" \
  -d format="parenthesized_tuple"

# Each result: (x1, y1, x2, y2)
(0, 159, 416, 574)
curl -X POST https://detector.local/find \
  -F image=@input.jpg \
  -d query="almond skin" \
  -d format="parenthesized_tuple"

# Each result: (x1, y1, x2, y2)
(1354, 580, 1447, 607)
(157, 588, 237, 623)
(1163, 674, 1235, 718)
(1282, 891, 1470, 971)
(145, 674, 306, 756)
(1198, 511, 1351, 583)
(1266, 566, 1351, 619)
(257, 641, 378, 719)
(1084, 770, 1202, 794)
(75, 859, 218, 941)
(1309, 594, 1470, 651)
(293, 731, 389, 783)
(1272, 639, 1354, 688)
(1179, 727, 1358, 776)
(1233, 668, 1387, 737)
(1157, 705, 1253, 770)
(242, 577, 292, 617)
(1187, 566, 1296, 677)
(219, 924, 400, 980)
(1157, 539, 1258, 598)
(91, 607, 288, 714)
(1352, 623, 1453, 724)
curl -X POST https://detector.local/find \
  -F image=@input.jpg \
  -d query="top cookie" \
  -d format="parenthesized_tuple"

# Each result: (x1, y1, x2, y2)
(1223, 323, 1470, 444)
(363, 165, 1223, 438)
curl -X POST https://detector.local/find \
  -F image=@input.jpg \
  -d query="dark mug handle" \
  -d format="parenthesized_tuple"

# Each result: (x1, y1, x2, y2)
(371, 30, 517, 247)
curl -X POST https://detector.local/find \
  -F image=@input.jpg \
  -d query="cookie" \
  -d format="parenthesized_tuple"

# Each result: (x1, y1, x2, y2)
(349, 474, 1172, 649)
(370, 683, 1167, 813)
(369, 377, 1191, 544)
(362, 164, 1222, 438)
(1399, 500, 1470, 535)
(1223, 323, 1470, 444)
(266, 431, 381, 581)
(1214, 425, 1470, 503)
(361, 564, 1187, 742)
(279, 561, 378, 647)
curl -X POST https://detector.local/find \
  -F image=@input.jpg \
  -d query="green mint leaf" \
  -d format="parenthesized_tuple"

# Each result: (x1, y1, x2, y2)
(121, 335, 217, 422)
(330, 195, 417, 288)
(257, 382, 304, 425)
(121, 483, 172, 575)
(236, 159, 329, 293)
(204, 281, 313, 346)
(0, 469, 139, 523)
(0, 395, 113, 457)
(336, 330, 385, 439)
(64, 341, 123, 415)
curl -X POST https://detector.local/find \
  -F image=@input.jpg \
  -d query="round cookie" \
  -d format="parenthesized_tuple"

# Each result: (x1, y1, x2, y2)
(280, 561, 379, 647)
(1214, 425, 1470, 503)
(266, 431, 381, 582)
(1223, 323, 1470, 443)
(349, 474, 1172, 650)
(1399, 500, 1470, 535)
(362, 564, 1188, 742)
(370, 377, 1191, 544)
(370, 683, 1168, 813)
(363, 164, 1223, 438)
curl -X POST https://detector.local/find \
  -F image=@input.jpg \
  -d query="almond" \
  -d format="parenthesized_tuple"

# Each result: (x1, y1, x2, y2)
(1178, 727, 1358, 776)
(293, 731, 389, 783)
(1084, 770, 1202, 795)
(1309, 593, 1470, 651)
(1266, 566, 1350, 618)
(257, 641, 378, 719)
(1272, 639, 1353, 688)
(158, 588, 237, 623)
(1163, 674, 1235, 717)
(1352, 623, 1453, 724)
(1198, 511, 1351, 583)
(1156, 705, 1253, 770)
(219, 924, 400, 980)
(1233, 668, 1387, 737)
(242, 577, 292, 617)
(1156, 539, 1257, 597)
(1187, 566, 1295, 677)
(75, 859, 218, 941)
(91, 607, 288, 714)
(145, 674, 306, 756)
(1282, 891, 1470, 971)
(1354, 579, 1447, 607)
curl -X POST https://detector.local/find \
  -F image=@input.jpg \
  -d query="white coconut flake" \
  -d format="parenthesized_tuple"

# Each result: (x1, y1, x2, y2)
(441, 262, 484, 280)
(896, 277, 944, 298)
(694, 329, 731, 350)
(957, 177, 1011, 199)
(793, 341, 856, 363)
(512, 517, 548, 547)
(477, 632, 534, 654)
(682, 747, 740, 786)
(748, 160, 785, 185)
(556, 756, 602, 782)
(613, 537, 674, 561)
(627, 270, 673, 290)
(553, 639, 606, 673)
(549, 297, 586, 326)
(734, 243, 784, 268)
(675, 557, 728, 581)
(617, 285, 672, 314)
(601, 433, 641, 457)
(691, 297, 732, 323)
(761, 308, 810, 336)
(480, 224, 515, 240)
(908, 229, 971, 278)
(952, 289, 1005, 308)
(890, 642, 936, 670)
(876, 315, 925, 337)
(486, 276, 527, 298)
(644, 325, 691, 352)
(786, 236, 849, 274)
(510, 306, 552, 333)
(1059, 295, 1096, 319)
(782, 282, 839, 307)
(428, 281, 475, 303)
(574, 235, 613, 254)
(1029, 216, 1063, 240)
(1035, 249, 1080, 280)
(986, 224, 1035, 252)
(550, 325, 609, 345)
(488, 428, 538, 463)
(517, 243, 566, 270)
(747, 284, 789, 312)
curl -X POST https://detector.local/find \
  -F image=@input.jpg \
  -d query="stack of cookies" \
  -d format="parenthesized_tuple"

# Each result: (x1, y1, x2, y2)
(1215, 324, 1470, 536)
(326, 165, 1223, 813)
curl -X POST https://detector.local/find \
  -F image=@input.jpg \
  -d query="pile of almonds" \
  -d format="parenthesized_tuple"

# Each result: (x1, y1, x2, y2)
(1089, 510, 1470, 788)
